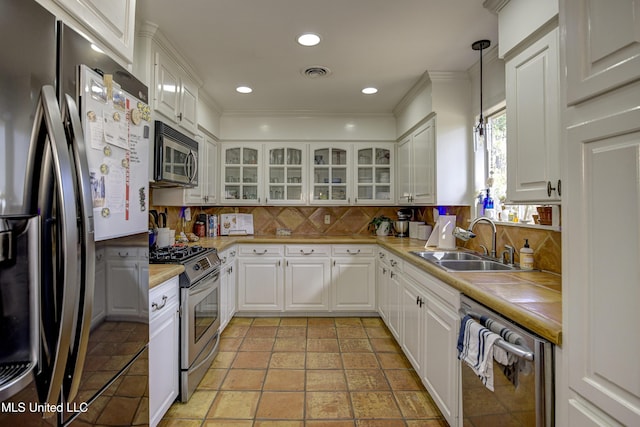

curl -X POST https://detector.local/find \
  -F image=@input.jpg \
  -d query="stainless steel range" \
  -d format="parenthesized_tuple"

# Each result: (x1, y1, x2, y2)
(150, 245, 221, 402)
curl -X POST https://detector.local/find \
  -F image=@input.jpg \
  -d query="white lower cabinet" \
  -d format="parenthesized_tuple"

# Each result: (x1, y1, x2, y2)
(219, 246, 237, 331)
(285, 245, 331, 311)
(400, 274, 423, 372)
(376, 248, 402, 339)
(237, 245, 284, 311)
(104, 247, 148, 321)
(331, 245, 376, 311)
(149, 276, 179, 427)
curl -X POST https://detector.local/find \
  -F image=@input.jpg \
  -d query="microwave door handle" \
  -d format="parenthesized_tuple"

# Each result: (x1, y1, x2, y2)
(187, 150, 197, 183)
(60, 94, 96, 402)
(25, 86, 80, 411)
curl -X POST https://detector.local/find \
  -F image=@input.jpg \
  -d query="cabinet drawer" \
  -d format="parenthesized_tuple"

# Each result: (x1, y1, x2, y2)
(286, 245, 330, 257)
(332, 244, 375, 257)
(404, 263, 459, 308)
(149, 276, 179, 322)
(238, 244, 284, 257)
(219, 246, 237, 264)
(105, 246, 147, 259)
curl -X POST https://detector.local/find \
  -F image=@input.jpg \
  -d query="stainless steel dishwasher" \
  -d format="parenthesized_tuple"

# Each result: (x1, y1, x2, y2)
(459, 295, 554, 427)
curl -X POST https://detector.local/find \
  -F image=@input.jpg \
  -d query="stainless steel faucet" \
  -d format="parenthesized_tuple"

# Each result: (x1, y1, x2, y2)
(468, 216, 497, 258)
(502, 244, 515, 265)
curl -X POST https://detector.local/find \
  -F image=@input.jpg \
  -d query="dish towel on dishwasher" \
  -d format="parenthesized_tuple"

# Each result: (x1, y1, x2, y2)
(457, 314, 501, 391)
(480, 315, 522, 387)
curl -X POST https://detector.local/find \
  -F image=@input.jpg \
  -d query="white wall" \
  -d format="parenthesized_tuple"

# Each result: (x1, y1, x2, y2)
(497, 0, 558, 57)
(219, 113, 396, 142)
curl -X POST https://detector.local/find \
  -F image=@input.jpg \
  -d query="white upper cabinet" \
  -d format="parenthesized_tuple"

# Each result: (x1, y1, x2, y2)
(50, 0, 136, 63)
(506, 26, 561, 202)
(354, 144, 395, 205)
(310, 146, 350, 204)
(397, 119, 435, 205)
(265, 145, 307, 205)
(565, 0, 640, 105)
(221, 144, 262, 204)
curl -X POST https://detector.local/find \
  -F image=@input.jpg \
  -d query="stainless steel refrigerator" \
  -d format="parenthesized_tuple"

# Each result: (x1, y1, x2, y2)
(0, 0, 151, 425)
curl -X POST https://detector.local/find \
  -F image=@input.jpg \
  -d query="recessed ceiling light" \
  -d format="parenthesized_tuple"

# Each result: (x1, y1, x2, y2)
(297, 33, 321, 47)
(362, 87, 378, 95)
(236, 86, 253, 94)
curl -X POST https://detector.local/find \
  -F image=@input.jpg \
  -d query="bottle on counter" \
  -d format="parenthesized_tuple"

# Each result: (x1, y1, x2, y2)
(520, 239, 534, 270)
(483, 188, 495, 219)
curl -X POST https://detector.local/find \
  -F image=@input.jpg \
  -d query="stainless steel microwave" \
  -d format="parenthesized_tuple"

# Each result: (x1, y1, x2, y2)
(153, 121, 198, 187)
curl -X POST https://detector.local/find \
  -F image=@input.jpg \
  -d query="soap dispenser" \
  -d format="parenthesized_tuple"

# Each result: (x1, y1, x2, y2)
(520, 239, 534, 270)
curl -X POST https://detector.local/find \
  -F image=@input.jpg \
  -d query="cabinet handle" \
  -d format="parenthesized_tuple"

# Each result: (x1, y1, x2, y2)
(222, 256, 227, 264)
(416, 295, 420, 305)
(253, 249, 268, 255)
(177, 112, 183, 121)
(277, 260, 281, 267)
(346, 249, 360, 255)
(286, 260, 289, 267)
(152, 295, 168, 312)
(379, 253, 385, 259)
(419, 297, 424, 307)
(557, 179, 562, 197)
(118, 251, 129, 257)
(383, 268, 387, 275)
(547, 181, 557, 197)
(390, 259, 397, 267)
(231, 250, 236, 256)
(333, 260, 336, 267)
(300, 249, 315, 255)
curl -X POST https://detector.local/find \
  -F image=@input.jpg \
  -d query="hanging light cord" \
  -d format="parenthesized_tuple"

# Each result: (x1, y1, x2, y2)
(472, 40, 491, 137)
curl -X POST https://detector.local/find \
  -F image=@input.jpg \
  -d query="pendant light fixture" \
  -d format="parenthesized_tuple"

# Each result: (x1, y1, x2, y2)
(472, 39, 491, 151)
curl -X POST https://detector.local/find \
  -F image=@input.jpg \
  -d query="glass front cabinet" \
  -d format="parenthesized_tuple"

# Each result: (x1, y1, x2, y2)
(311, 146, 350, 204)
(221, 145, 262, 204)
(265, 145, 306, 205)
(354, 144, 394, 204)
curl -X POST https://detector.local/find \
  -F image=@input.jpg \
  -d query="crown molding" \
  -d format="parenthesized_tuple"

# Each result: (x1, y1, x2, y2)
(483, 0, 510, 14)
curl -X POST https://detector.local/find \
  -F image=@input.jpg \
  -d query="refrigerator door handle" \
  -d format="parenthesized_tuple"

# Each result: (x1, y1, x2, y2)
(24, 85, 80, 411)
(61, 93, 96, 402)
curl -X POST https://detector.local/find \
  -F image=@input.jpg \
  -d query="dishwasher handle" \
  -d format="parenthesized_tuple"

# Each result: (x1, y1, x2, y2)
(460, 309, 535, 362)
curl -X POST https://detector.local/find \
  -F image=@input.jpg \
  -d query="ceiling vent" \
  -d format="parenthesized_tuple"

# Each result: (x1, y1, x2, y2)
(302, 66, 332, 78)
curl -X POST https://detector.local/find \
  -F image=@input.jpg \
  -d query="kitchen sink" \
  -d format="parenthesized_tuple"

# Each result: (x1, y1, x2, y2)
(410, 251, 485, 261)
(410, 250, 517, 272)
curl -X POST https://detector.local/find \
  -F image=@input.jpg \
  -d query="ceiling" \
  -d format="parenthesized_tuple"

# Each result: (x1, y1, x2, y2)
(136, 0, 498, 115)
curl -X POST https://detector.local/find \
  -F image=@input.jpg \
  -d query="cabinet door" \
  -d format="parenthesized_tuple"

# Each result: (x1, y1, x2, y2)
(387, 269, 402, 341)
(222, 145, 262, 204)
(564, 108, 640, 426)
(178, 75, 198, 134)
(399, 276, 423, 373)
(154, 50, 181, 122)
(397, 136, 412, 204)
(506, 27, 561, 202)
(423, 296, 459, 427)
(354, 145, 394, 204)
(266, 145, 306, 205)
(237, 257, 283, 311)
(106, 259, 140, 318)
(311, 146, 350, 204)
(565, 0, 640, 105)
(411, 121, 435, 204)
(285, 258, 330, 310)
(376, 258, 389, 321)
(331, 257, 376, 311)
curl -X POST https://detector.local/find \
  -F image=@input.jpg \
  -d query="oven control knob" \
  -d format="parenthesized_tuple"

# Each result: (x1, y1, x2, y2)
(193, 264, 201, 271)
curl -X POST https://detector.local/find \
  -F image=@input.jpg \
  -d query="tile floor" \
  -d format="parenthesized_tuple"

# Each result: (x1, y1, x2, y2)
(160, 316, 448, 427)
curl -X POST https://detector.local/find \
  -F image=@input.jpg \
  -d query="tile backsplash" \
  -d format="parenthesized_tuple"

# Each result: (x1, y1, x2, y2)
(150, 203, 560, 274)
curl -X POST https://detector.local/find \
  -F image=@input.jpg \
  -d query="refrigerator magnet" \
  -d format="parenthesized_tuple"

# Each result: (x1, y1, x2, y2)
(103, 145, 112, 156)
(130, 108, 142, 125)
(101, 207, 110, 218)
(100, 163, 109, 174)
(112, 111, 121, 122)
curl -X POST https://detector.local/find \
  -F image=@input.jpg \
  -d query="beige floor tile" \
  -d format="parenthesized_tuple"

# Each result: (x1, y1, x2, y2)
(212, 351, 237, 369)
(306, 392, 353, 419)
(336, 327, 367, 339)
(405, 420, 449, 427)
(221, 324, 250, 337)
(306, 369, 348, 391)
(159, 419, 208, 427)
(219, 337, 243, 351)
(345, 369, 390, 391)
(394, 391, 442, 418)
(360, 317, 385, 327)
(165, 391, 217, 419)
(339, 339, 373, 353)
(95, 396, 141, 425)
(273, 337, 307, 351)
(306, 352, 343, 369)
(307, 338, 340, 352)
(207, 391, 260, 419)
(376, 353, 412, 369)
(229, 317, 254, 326)
(350, 391, 402, 418)
(255, 391, 305, 419)
(277, 326, 307, 337)
(269, 352, 306, 369)
(308, 317, 335, 326)
(254, 421, 303, 427)
(356, 420, 406, 427)
(232, 351, 271, 369)
(239, 337, 275, 351)
(308, 326, 337, 338)
(370, 337, 402, 353)
(341, 353, 379, 369)
(221, 369, 266, 390)
(307, 422, 355, 427)
(364, 327, 393, 338)
(246, 326, 278, 338)
(263, 369, 305, 391)
(198, 368, 228, 390)
(279, 317, 308, 326)
(335, 317, 363, 327)
(384, 369, 424, 391)
(202, 421, 253, 427)
(252, 318, 281, 326)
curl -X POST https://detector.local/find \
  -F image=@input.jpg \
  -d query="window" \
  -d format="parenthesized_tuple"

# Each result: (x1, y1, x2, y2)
(486, 109, 507, 203)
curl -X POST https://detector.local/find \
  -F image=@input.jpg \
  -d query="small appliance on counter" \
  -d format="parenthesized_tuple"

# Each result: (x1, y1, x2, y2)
(394, 208, 412, 237)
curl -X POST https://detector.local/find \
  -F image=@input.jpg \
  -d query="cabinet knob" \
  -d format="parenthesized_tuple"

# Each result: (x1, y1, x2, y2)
(557, 179, 562, 197)
(547, 180, 560, 197)
(177, 112, 183, 121)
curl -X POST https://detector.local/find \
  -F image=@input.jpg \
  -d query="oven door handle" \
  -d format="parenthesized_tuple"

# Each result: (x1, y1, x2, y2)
(189, 272, 220, 296)
(461, 309, 534, 361)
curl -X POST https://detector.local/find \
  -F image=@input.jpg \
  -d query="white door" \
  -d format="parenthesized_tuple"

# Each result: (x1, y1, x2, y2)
(237, 257, 283, 311)
(411, 121, 435, 204)
(331, 258, 375, 311)
(399, 276, 423, 373)
(285, 258, 330, 310)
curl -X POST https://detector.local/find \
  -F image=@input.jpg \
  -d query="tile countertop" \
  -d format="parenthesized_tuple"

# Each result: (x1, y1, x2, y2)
(149, 264, 185, 289)
(148, 235, 562, 345)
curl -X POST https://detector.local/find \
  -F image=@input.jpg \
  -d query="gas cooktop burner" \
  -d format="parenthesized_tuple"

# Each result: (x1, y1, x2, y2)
(149, 245, 210, 263)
